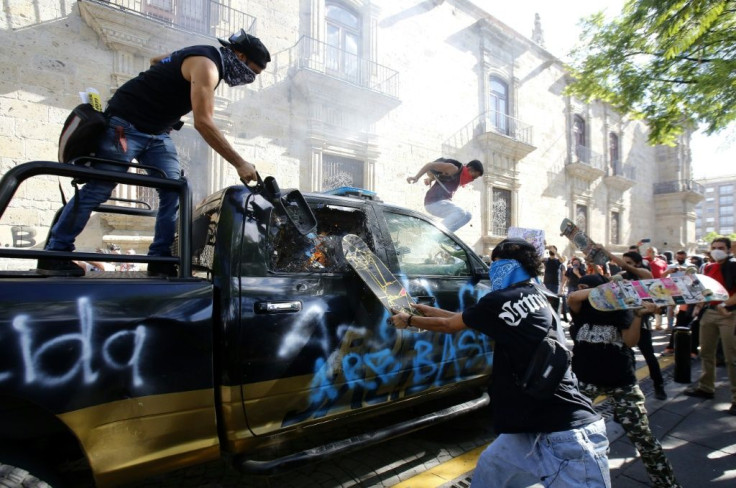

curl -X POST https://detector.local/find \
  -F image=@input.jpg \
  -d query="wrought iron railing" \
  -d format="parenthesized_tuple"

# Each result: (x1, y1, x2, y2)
(571, 144, 605, 171)
(89, 0, 256, 38)
(607, 161, 636, 180)
(443, 111, 533, 151)
(285, 36, 399, 98)
(653, 179, 705, 195)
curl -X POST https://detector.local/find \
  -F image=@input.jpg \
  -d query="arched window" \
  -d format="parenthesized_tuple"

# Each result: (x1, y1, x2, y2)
(573, 115, 587, 162)
(489, 77, 509, 134)
(326, 3, 361, 79)
(609, 132, 620, 175)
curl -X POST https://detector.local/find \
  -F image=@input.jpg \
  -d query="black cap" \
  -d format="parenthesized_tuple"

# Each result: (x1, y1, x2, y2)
(490, 238, 537, 260)
(218, 29, 271, 69)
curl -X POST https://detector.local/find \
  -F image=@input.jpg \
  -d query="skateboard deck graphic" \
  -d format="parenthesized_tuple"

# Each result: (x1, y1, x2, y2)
(342, 234, 419, 316)
(559, 218, 609, 266)
(588, 272, 728, 311)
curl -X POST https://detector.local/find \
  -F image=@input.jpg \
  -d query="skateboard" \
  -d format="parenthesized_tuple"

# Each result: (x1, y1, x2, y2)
(342, 234, 424, 327)
(588, 271, 728, 311)
(560, 218, 609, 266)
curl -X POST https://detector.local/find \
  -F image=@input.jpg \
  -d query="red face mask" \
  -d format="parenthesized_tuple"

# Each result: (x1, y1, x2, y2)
(459, 166, 475, 187)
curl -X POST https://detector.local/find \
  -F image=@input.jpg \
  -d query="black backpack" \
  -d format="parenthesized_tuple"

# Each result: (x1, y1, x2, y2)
(515, 325, 571, 400)
(58, 103, 107, 163)
(505, 283, 572, 400)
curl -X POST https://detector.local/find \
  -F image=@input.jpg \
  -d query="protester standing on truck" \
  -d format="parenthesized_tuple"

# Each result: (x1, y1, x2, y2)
(38, 29, 270, 277)
(406, 158, 483, 232)
(390, 238, 610, 487)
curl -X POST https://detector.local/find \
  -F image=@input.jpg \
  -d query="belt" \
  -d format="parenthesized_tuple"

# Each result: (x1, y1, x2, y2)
(105, 111, 178, 135)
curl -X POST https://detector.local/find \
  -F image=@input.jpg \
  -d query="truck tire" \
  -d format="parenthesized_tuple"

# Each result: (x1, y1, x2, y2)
(0, 463, 52, 488)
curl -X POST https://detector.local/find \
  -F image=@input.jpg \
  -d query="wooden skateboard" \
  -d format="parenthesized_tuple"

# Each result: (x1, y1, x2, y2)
(588, 271, 728, 311)
(342, 234, 424, 327)
(560, 218, 609, 266)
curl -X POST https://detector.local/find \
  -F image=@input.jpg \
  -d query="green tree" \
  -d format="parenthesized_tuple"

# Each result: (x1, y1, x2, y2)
(701, 230, 736, 243)
(566, 0, 736, 145)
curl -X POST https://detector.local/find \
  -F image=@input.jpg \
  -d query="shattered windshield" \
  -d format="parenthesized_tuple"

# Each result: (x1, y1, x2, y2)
(268, 203, 369, 273)
(385, 212, 470, 277)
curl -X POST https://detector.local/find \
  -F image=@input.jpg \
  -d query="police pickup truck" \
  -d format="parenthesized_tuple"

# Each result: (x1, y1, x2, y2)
(0, 161, 492, 487)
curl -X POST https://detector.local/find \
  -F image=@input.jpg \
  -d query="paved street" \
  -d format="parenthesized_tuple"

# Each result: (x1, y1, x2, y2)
(126, 326, 736, 487)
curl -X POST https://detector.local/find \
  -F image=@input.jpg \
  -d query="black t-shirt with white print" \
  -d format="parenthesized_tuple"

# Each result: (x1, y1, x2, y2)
(570, 301, 637, 387)
(462, 282, 599, 434)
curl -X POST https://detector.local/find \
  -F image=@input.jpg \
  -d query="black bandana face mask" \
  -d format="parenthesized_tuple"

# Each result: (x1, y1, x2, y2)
(220, 47, 257, 87)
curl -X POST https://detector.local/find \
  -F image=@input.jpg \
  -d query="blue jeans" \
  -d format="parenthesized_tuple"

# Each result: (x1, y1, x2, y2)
(471, 419, 610, 488)
(47, 116, 180, 256)
(424, 199, 471, 232)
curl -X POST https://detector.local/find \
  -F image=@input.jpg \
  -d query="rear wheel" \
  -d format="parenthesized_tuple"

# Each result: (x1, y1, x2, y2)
(0, 463, 52, 488)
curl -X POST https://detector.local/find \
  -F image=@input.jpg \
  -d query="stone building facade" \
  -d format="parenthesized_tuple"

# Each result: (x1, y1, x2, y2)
(0, 0, 702, 263)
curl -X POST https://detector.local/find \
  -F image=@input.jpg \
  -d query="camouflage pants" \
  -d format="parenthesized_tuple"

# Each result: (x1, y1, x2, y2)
(579, 382, 681, 488)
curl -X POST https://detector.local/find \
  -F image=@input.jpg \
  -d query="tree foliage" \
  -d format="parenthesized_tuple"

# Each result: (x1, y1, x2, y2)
(701, 230, 736, 243)
(566, 0, 736, 145)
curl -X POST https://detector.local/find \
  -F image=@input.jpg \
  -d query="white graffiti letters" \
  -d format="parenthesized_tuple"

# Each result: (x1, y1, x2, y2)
(4, 297, 146, 387)
(497, 292, 549, 326)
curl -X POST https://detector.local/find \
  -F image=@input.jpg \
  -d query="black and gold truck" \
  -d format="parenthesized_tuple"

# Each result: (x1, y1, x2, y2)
(0, 161, 492, 487)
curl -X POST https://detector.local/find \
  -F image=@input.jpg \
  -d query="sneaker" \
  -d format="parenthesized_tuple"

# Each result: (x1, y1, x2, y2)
(728, 404, 736, 416)
(661, 348, 674, 356)
(654, 385, 667, 400)
(683, 386, 714, 399)
(147, 261, 177, 277)
(37, 258, 85, 277)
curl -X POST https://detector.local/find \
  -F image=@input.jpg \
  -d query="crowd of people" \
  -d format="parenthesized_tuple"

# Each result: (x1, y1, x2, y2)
(391, 234, 736, 487)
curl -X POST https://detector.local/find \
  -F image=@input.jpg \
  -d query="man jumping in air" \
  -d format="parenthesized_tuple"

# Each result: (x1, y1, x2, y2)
(406, 158, 483, 232)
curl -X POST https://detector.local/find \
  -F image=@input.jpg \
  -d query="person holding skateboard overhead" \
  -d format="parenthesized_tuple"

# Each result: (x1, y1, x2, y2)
(597, 246, 668, 400)
(390, 238, 610, 487)
(568, 274, 681, 488)
(406, 158, 483, 232)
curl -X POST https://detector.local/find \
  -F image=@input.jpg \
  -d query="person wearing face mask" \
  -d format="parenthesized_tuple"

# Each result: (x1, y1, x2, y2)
(38, 29, 270, 278)
(684, 237, 736, 416)
(406, 158, 484, 231)
(390, 238, 609, 487)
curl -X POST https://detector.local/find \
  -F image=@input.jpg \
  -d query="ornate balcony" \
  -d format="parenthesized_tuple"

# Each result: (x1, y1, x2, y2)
(604, 161, 636, 191)
(81, 0, 256, 39)
(654, 179, 705, 204)
(281, 36, 400, 112)
(565, 144, 605, 181)
(442, 111, 535, 159)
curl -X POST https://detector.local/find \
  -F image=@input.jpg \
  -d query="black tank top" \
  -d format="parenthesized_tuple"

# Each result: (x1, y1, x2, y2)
(106, 45, 223, 134)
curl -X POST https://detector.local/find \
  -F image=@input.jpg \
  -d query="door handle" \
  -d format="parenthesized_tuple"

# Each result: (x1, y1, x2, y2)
(254, 301, 302, 313)
(415, 296, 436, 306)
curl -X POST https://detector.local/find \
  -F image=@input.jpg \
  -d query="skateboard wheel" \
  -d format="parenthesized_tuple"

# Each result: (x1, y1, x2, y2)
(624, 297, 636, 305)
(612, 275, 623, 282)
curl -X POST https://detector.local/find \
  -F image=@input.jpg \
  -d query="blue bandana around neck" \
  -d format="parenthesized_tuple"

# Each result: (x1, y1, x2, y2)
(488, 259, 532, 292)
